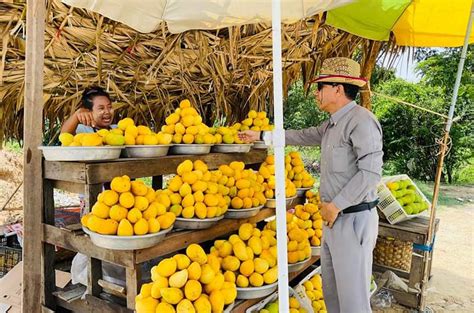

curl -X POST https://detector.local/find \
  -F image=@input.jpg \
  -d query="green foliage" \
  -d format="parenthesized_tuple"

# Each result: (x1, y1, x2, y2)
(372, 79, 446, 181)
(283, 81, 328, 130)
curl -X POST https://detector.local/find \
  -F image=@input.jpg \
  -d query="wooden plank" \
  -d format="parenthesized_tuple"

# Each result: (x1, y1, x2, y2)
(42, 180, 57, 310)
(233, 256, 319, 313)
(86, 150, 267, 183)
(42, 224, 135, 267)
(377, 226, 424, 244)
(373, 264, 409, 280)
(44, 161, 87, 183)
(135, 208, 275, 263)
(53, 285, 87, 303)
(387, 288, 420, 309)
(23, 2, 46, 312)
(378, 217, 440, 238)
(98, 280, 126, 298)
(408, 252, 425, 289)
(56, 294, 133, 313)
(53, 180, 85, 194)
(88, 257, 103, 297)
(125, 266, 142, 310)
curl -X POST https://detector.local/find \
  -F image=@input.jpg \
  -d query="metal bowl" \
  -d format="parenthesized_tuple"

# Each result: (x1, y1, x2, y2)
(82, 226, 172, 250)
(224, 205, 263, 219)
(265, 196, 297, 208)
(170, 144, 213, 155)
(223, 302, 234, 313)
(236, 282, 278, 300)
(174, 215, 224, 230)
(296, 187, 311, 197)
(288, 257, 311, 273)
(39, 146, 123, 162)
(124, 145, 172, 158)
(211, 144, 252, 153)
(311, 246, 321, 256)
(253, 141, 268, 150)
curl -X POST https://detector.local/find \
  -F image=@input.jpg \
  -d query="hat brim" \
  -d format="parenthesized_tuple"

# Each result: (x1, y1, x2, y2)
(311, 75, 367, 87)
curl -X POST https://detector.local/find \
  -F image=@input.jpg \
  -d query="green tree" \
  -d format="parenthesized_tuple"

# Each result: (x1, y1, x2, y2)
(416, 46, 474, 183)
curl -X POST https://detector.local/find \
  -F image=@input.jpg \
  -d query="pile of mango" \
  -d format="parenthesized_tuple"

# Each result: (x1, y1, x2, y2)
(386, 179, 429, 215)
(293, 203, 323, 247)
(235, 110, 274, 132)
(286, 151, 316, 189)
(161, 99, 217, 144)
(258, 155, 297, 199)
(259, 297, 308, 313)
(166, 160, 229, 219)
(305, 190, 320, 206)
(58, 130, 125, 147)
(301, 273, 326, 313)
(265, 213, 311, 264)
(116, 117, 173, 145)
(210, 223, 279, 288)
(81, 176, 176, 236)
(136, 243, 237, 313)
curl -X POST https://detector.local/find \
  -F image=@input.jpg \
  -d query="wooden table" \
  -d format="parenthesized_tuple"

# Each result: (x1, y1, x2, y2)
(374, 216, 440, 310)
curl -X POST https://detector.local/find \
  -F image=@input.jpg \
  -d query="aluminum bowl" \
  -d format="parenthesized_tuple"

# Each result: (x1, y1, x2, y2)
(224, 205, 263, 219)
(82, 226, 172, 250)
(265, 196, 297, 208)
(296, 187, 311, 197)
(311, 246, 321, 256)
(124, 145, 172, 158)
(236, 282, 278, 300)
(170, 144, 213, 155)
(288, 257, 311, 273)
(253, 141, 268, 150)
(39, 146, 123, 161)
(174, 215, 224, 230)
(211, 144, 252, 153)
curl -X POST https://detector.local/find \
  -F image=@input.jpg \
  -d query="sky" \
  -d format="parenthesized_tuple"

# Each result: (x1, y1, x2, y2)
(393, 52, 421, 83)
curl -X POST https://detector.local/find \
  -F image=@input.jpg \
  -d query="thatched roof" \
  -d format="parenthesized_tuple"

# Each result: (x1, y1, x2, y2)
(0, 0, 386, 143)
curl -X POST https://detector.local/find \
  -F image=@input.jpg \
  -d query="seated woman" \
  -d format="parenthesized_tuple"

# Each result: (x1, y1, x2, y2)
(61, 86, 116, 134)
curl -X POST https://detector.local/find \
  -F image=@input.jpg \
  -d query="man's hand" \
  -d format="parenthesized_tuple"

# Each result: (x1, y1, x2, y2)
(75, 108, 95, 127)
(320, 202, 340, 228)
(238, 130, 260, 143)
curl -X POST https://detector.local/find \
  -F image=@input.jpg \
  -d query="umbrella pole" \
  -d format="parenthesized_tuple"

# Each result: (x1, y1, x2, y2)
(271, 0, 290, 310)
(420, 3, 474, 310)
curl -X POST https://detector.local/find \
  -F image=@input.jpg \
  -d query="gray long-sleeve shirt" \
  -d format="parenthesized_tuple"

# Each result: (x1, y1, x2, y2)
(283, 101, 383, 211)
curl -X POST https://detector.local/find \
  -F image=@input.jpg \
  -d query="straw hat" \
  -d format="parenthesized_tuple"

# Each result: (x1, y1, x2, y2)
(311, 57, 367, 87)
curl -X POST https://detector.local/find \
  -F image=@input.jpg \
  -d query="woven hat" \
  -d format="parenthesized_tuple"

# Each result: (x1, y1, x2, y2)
(311, 57, 367, 87)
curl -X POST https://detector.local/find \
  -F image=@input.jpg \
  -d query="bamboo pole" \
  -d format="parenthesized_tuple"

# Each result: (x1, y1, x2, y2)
(23, 0, 46, 312)
(419, 2, 474, 310)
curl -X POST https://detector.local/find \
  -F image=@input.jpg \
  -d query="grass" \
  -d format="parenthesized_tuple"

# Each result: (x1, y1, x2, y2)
(3, 140, 22, 153)
(414, 180, 471, 208)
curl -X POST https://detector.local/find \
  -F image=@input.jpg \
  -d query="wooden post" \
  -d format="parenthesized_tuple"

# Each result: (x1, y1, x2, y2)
(23, 0, 46, 312)
(360, 40, 382, 110)
(43, 180, 57, 310)
(126, 266, 142, 310)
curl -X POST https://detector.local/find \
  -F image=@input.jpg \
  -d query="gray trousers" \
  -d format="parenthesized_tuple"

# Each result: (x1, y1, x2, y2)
(321, 209, 378, 313)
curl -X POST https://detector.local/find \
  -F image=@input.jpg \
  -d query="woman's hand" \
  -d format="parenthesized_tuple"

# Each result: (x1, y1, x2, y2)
(75, 108, 95, 127)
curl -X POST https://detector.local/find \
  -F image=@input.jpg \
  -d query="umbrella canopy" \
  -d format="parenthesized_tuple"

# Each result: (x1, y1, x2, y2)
(62, 0, 354, 33)
(326, 0, 474, 47)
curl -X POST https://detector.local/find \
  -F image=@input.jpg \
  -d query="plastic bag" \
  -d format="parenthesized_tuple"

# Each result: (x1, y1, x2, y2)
(371, 288, 394, 309)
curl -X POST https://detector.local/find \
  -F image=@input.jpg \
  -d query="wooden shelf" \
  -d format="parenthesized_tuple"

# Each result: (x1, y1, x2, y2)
(232, 256, 320, 313)
(44, 150, 267, 184)
(43, 208, 277, 267)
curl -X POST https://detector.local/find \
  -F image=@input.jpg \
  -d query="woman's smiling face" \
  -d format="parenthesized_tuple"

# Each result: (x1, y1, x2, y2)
(91, 95, 114, 128)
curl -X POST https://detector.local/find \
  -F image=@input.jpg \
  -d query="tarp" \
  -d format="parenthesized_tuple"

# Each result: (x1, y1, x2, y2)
(62, 0, 354, 33)
(326, 0, 474, 47)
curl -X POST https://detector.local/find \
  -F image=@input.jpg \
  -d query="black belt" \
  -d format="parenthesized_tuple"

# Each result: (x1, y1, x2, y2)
(342, 200, 379, 214)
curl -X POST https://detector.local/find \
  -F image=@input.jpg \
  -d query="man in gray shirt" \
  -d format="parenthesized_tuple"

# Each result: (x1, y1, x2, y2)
(239, 57, 383, 313)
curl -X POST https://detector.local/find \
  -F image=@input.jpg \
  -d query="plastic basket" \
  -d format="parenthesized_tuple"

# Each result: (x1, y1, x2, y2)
(376, 174, 431, 224)
(373, 236, 412, 272)
(245, 287, 311, 313)
(0, 236, 22, 278)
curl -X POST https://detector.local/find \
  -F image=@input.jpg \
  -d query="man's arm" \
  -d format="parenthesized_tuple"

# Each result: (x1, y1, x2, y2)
(331, 117, 383, 211)
(285, 122, 328, 146)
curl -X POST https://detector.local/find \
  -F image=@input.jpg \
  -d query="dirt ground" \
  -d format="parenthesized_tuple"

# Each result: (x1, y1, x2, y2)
(1, 149, 473, 312)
